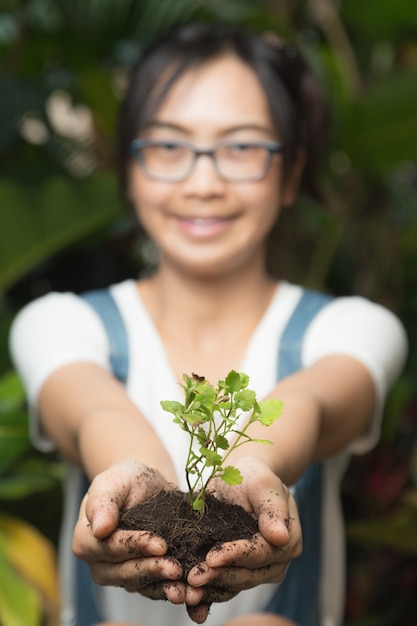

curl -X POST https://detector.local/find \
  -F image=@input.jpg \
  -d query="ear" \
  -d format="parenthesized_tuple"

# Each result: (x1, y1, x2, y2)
(281, 150, 306, 207)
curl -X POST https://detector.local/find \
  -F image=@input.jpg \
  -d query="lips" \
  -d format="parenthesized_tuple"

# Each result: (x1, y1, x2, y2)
(177, 216, 234, 238)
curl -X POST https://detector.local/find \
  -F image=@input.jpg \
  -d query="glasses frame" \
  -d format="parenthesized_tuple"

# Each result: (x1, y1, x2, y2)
(128, 138, 285, 183)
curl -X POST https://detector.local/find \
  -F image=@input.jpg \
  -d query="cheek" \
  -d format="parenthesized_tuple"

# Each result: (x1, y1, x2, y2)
(240, 177, 281, 225)
(128, 171, 170, 223)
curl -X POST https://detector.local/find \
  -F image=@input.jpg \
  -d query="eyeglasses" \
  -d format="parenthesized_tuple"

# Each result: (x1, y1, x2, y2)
(128, 138, 284, 183)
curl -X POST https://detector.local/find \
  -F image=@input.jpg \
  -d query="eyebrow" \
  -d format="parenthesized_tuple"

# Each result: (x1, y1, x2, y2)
(145, 121, 275, 136)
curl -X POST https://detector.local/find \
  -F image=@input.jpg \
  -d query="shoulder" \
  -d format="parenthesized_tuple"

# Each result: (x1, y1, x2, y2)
(303, 294, 408, 387)
(13, 289, 89, 319)
(9, 289, 119, 404)
(306, 294, 407, 343)
(11, 279, 136, 336)
(9, 289, 109, 348)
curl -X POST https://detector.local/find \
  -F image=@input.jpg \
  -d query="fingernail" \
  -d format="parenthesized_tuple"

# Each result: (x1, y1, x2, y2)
(278, 520, 289, 536)
(147, 536, 164, 551)
(161, 567, 181, 580)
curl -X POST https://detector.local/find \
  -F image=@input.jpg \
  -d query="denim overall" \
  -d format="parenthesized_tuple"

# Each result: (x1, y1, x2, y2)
(70, 287, 332, 626)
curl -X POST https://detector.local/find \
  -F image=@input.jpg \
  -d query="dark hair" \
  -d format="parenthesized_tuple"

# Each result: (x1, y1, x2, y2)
(117, 21, 328, 202)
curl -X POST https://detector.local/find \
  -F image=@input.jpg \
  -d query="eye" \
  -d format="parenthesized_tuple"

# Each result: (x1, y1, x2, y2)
(155, 141, 183, 152)
(221, 143, 260, 160)
(228, 143, 254, 152)
(150, 141, 188, 161)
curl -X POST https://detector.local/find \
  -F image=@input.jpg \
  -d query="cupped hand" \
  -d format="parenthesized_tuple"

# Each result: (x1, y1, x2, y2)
(72, 460, 185, 603)
(184, 457, 302, 616)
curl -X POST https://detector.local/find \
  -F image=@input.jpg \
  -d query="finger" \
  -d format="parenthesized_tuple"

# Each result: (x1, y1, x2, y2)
(186, 582, 236, 604)
(256, 487, 302, 551)
(240, 475, 293, 547)
(204, 498, 302, 570)
(72, 519, 168, 562)
(189, 561, 286, 591)
(85, 474, 129, 538)
(204, 534, 276, 568)
(140, 580, 186, 603)
(186, 603, 211, 624)
(164, 581, 187, 604)
(90, 555, 183, 592)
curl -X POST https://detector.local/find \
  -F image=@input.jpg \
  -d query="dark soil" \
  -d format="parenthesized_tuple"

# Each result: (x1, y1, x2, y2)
(118, 489, 259, 579)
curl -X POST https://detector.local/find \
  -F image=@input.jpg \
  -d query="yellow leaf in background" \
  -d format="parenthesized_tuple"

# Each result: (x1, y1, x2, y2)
(0, 514, 60, 625)
(0, 551, 40, 626)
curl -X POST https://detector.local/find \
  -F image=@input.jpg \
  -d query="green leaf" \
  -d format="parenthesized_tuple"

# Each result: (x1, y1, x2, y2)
(78, 68, 118, 137)
(199, 447, 222, 467)
(192, 496, 205, 515)
(249, 438, 273, 446)
(259, 399, 283, 426)
(341, 0, 417, 39)
(347, 500, 417, 555)
(194, 429, 208, 445)
(214, 434, 229, 451)
(160, 400, 184, 418)
(184, 411, 207, 427)
(221, 466, 243, 485)
(0, 372, 26, 411)
(0, 436, 30, 474)
(195, 387, 216, 410)
(234, 389, 257, 411)
(0, 175, 119, 293)
(342, 69, 417, 174)
(0, 459, 63, 500)
(225, 370, 242, 393)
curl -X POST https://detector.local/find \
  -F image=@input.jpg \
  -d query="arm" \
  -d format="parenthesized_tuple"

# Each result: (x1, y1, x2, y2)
(224, 294, 409, 487)
(187, 304, 407, 605)
(38, 362, 190, 602)
(185, 354, 375, 601)
(229, 353, 376, 487)
(37, 361, 177, 482)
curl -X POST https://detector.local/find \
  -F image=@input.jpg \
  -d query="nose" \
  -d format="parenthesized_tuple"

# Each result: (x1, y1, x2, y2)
(182, 152, 225, 195)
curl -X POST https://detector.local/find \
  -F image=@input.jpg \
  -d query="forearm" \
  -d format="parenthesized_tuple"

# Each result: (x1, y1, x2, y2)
(38, 362, 177, 483)
(228, 388, 322, 486)
(229, 355, 376, 486)
(77, 407, 177, 483)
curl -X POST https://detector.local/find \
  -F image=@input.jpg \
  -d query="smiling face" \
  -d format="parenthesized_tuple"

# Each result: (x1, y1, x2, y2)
(127, 54, 301, 280)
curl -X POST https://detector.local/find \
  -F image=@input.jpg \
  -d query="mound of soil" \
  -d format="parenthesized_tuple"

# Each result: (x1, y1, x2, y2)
(118, 489, 258, 579)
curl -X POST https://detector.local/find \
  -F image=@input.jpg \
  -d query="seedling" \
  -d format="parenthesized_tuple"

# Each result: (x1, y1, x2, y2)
(161, 370, 283, 515)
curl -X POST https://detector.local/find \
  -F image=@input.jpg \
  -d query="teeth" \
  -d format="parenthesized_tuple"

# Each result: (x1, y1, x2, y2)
(189, 218, 218, 224)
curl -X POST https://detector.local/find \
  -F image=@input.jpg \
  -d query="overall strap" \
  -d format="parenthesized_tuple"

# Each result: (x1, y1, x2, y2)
(70, 288, 130, 625)
(265, 287, 333, 626)
(278, 288, 333, 379)
(80, 288, 129, 384)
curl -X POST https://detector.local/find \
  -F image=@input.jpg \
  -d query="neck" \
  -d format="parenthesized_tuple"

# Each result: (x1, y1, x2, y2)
(141, 255, 275, 330)
(137, 256, 277, 382)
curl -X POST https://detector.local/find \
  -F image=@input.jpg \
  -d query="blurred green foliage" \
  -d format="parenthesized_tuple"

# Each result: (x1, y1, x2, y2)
(0, 370, 62, 626)
(0, 1, 416, 624)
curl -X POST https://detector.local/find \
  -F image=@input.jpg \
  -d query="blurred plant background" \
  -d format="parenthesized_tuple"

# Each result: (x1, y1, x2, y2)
(0, 0, 416, 624)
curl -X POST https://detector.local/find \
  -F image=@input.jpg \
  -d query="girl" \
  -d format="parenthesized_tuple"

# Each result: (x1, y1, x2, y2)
(10, 21, 408, 626)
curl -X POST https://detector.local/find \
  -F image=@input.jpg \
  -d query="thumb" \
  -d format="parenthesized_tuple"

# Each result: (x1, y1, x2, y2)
(83, 480, 124, 539)
(258, 503, 290, 547)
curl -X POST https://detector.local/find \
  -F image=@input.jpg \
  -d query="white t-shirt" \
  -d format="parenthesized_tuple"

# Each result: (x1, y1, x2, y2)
(9, 280, 408, 626)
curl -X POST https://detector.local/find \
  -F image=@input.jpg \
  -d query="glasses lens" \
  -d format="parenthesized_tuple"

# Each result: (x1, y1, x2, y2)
(216, 144, 271, 181)
(140, 142, 193, 181)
